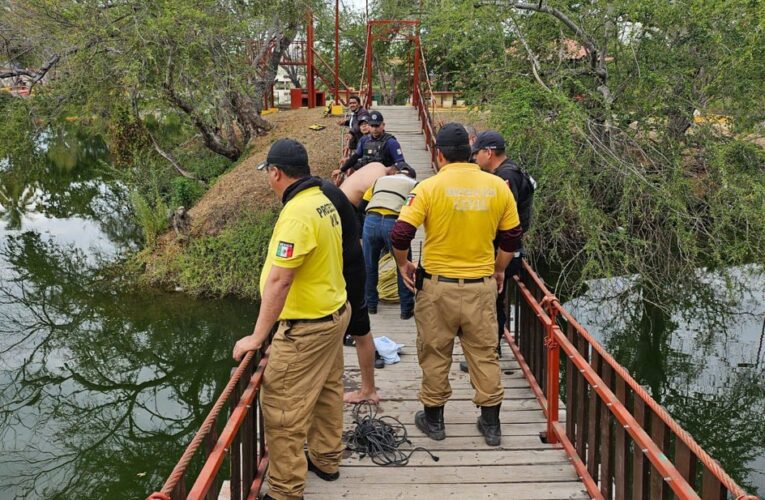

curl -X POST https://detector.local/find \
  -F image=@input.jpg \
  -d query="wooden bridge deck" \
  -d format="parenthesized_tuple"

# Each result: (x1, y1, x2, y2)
(303, 106, 588, 499)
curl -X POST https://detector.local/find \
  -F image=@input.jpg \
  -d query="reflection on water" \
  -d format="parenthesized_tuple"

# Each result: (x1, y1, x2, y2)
(565, 270, 765, 494)
(0, 125, 255, 498)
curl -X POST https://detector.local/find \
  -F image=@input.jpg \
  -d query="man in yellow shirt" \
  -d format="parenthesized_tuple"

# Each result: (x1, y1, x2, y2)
(233, 139, 350, 500)
(390, 123, 522, 447)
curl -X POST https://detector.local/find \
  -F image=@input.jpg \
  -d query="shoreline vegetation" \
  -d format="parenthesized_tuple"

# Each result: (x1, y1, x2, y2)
(2, 0, 764, 305)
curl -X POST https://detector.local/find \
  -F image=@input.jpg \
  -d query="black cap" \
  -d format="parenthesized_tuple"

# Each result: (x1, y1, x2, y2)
(257, 139, 308, 170)
(367, 111, 384, 125)
(435, 123, 469, 147)
(357, 112, 371, 124)
(471, 130, 506, 152)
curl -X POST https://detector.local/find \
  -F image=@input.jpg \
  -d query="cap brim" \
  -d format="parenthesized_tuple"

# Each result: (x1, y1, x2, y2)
(256, 161, 268, 170)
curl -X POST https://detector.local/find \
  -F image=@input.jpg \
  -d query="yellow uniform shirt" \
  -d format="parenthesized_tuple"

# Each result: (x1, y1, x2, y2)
(260, 186, 347, 319)
(397, 163, 520, 278)
(362, 186, 398, 216)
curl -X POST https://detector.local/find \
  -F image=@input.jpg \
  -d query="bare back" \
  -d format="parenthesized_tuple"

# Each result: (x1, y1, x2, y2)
(339, 162, 389, 206)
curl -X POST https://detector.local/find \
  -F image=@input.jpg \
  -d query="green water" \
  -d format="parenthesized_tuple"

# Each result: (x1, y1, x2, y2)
(0, 125, 255, 499)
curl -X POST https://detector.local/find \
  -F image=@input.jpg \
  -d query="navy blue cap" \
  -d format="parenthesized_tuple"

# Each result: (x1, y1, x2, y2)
(471, 130, 505, 152)
(367, 111, 384, 125)
(435, 123, 469, 147)
(257, 139, 309, 170)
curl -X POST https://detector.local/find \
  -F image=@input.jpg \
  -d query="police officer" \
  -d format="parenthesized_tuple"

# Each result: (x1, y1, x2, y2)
(359, 165, 418, 319)
(390, 123, 522, 447)
(461, 130, 535, 372)
(233, 139, 351, 500)
(337, 111, 407, 175)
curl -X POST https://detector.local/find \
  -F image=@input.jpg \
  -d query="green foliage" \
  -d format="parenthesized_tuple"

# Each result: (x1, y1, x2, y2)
(174, 147, 232, 181)
(145, 210, 278, 300)
(130, 191, 168, 249)
(170, 177, 205, 209)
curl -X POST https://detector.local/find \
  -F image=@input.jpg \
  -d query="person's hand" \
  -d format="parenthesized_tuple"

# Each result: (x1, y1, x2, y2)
(337, 119, 346, 126)
(398, 261, 417, 292)
(233, 334, 262, 362)
(492, 271, 505, 294)
(331, 169, 344, 186)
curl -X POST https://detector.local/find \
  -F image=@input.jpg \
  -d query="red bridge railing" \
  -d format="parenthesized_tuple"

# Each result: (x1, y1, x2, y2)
(508, 261, 758, 500)
(148, 344, 270, 500)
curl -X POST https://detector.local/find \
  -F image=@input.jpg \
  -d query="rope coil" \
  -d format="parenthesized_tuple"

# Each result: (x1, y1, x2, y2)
(343, 402, 440, 466)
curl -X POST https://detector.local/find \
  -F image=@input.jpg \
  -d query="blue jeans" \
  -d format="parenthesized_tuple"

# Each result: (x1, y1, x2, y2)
(362, 213, 414, 314)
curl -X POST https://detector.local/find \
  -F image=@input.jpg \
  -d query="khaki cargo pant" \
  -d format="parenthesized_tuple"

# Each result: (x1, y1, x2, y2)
(261, 303, 350, 500)
(414, 277, 504, 407)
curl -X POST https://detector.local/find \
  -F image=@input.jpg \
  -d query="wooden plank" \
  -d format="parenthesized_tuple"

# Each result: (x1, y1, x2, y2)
(614, 377, 628, 500)
(342, 449, 571, 467)
(702, 468, 726, 500)
(399, 422, 546, 438)
(575, 332, 588, 460)
(566, 322, 576, 443)
(586, 350, 601, 484)
(650, 413, 669, 499)
(632, 397, 649, 500)
(307, 464, 579, 484)
(362, 397, 544, 411)
(358, 435, 552, 451)
(675, 438, 697, 491)
(599, 363, 614, 498)
(304, 481, 590, 499)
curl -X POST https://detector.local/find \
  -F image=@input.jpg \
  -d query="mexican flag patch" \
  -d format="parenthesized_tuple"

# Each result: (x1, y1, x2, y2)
(276, 241, 294, 258)
(405, 193, 416, 206)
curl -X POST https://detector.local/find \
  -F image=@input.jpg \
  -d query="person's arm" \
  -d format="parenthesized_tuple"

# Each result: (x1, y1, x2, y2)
(391, 221, 418, 291)
(493, 226, 522, 293)
(385, 138, 405, 165)
(233, 265, 296, 360)
(341, 137, 366, 172)
(340, 152, 360, 173)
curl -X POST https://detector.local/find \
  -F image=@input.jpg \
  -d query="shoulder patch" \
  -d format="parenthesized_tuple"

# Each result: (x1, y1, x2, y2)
(396, 148, 402, 155)
(405, 193, 417, 206)
(276, 241, 295, 258)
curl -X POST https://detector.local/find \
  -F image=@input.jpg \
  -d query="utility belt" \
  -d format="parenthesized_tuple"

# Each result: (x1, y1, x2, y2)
(366, 211, 399, 220)
(283, 303, 347, 327)
(416, 269, 489, 290)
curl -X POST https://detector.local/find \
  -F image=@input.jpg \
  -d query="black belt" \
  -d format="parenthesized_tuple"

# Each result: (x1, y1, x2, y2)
(422, 272, 487, 284)
(284, 304, 347, 326)
(367, 212, 399, 219)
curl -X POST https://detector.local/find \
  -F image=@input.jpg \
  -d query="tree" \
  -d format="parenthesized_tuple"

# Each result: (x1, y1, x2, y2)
(1, 0, 316, 162)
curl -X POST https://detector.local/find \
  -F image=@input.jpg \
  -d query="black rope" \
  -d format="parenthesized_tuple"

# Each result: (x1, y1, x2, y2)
(343, 402, 440, 466)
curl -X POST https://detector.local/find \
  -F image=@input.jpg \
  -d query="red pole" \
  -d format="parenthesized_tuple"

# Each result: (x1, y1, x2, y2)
(413, 37, 420, 108)
(365, 23, 373, 107)
(307, 11, 316, 108)
(334, 0, 340, 104)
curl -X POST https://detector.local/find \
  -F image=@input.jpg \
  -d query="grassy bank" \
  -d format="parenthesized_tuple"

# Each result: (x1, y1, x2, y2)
(137, 209, 279, 300)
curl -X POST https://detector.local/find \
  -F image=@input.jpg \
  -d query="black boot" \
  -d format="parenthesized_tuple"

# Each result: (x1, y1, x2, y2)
(305, 451, 339, 481)
(415, 405, 445, 441)
(477, 404, 502, 446)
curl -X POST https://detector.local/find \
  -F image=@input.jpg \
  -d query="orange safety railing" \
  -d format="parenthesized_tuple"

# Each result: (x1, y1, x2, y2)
(148, 343, 270, 500)
(507, 260, 758, 500)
